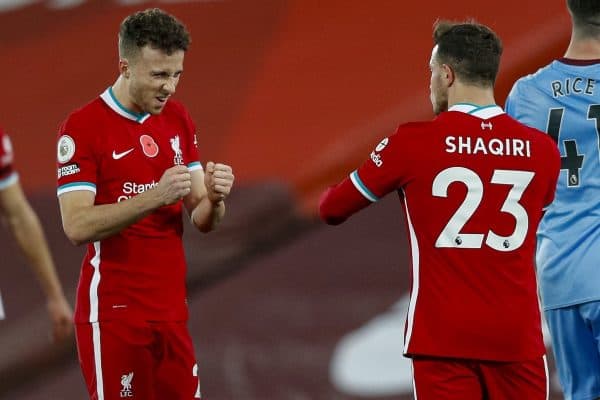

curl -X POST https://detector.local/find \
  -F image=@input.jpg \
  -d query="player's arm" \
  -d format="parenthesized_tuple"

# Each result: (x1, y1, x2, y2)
(59, 165, 192, 245)
(183, 162, 234, 233)
(319, 174, 372, 225)
(0, 181, 73, 342)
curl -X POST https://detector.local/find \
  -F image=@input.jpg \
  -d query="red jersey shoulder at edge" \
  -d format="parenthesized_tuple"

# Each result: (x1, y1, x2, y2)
(56, 89, 202, 324)
(352, 107, 560, 361)
(0, 128, 17, 184)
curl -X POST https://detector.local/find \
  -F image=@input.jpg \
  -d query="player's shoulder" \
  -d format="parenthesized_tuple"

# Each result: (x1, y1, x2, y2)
(381, 120, 434, 149)
(62, 96, 106, 127)
(162, 98, 192, 119)
(511, 60, 593, 98)
(394, 120, 435, 136)
(508, 62, 559, 103)
(159, 99, 196, 134)
(512, 61, 557, 87)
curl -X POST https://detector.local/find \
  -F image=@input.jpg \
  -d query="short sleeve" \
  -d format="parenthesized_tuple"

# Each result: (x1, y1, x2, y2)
(56, 116, 98, 196)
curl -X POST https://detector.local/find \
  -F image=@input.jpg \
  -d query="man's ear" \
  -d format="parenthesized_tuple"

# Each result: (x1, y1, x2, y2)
(442, 64, 455, 87)
(119, 59, 130, 79)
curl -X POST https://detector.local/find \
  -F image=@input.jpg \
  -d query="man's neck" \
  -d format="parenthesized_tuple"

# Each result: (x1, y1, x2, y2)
(448, 83, 496, 109)
(111, 76, 141, 114)
(564, 30, 600, 59)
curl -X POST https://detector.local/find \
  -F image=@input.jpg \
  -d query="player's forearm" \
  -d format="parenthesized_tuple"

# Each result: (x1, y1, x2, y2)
(7, 203, 66, 299)
(61, 189, 163, 245)
(319, 178, 372, 225)
(190, 198, 225, 233)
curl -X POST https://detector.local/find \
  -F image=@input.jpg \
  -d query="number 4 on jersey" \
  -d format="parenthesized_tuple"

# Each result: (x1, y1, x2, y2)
(546, 104, 600, 187)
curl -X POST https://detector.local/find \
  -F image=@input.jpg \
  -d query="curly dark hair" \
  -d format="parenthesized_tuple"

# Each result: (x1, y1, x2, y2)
(433, 20, 502, 87)
(119, 8, 190, 58)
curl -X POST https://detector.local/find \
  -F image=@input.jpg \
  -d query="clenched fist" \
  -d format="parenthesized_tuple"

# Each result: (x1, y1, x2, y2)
(157, 165, 192, 205)
(204, 162, 234, 203)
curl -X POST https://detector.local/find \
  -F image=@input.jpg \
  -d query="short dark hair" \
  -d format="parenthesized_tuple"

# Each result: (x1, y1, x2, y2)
(119, 8, 190, 59)
(567, 0, 600, 37)
(433, 20, 502, 87)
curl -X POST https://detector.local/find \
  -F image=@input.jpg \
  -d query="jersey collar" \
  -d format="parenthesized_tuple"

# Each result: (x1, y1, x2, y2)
(448, 103, 504, 119)
(100, 87, 151, 124)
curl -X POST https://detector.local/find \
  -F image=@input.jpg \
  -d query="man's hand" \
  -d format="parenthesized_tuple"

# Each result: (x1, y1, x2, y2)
(157, 165, 192, 205)
(47, 295, 73, 343)
(204, 162, 234, 203)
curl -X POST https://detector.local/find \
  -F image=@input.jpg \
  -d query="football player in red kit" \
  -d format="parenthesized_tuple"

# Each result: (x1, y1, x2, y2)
(320, 21, 560, 399)
(56, 9, 234, 400)
(0, 128, 72, 340)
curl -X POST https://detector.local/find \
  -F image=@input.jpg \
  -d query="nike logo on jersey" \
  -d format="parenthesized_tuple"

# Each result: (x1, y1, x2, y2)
(112, 148, 134, 160)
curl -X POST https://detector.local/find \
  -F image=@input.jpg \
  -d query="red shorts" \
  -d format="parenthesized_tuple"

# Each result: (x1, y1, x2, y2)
(412, 355, 548, 400)
(75, 320, 202, 400)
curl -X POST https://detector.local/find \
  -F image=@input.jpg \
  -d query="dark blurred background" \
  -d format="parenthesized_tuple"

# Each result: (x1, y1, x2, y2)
(0, 1, 570, 399)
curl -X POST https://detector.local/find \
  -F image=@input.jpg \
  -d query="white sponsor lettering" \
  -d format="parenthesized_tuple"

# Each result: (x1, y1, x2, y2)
(57, 163, 81, 178)
(118, 181, 158, 202)
(445, 136, 531, 157)
(370, 151, 383, 167)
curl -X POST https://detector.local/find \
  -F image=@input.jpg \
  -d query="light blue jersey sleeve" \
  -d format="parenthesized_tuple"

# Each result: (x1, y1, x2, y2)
(506, 60, 600, 310)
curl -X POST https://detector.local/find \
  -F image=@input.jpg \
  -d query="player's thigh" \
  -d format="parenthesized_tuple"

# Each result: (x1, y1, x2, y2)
(412, 357, 483, 400)
(154, 321, 201, 399)
(75, 321, 155, 400)
(546, 306, 600, 400)
(479, 356, 548, 400)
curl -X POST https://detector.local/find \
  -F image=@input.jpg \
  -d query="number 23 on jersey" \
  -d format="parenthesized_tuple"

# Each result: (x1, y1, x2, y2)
(433, 167, 534, 252)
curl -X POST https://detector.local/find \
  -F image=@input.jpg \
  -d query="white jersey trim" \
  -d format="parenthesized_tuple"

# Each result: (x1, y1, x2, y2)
(411, 360, 418, 400)
(100, 87, 151, 124)
(350, 170, 379, 202)
(402, 188, 420, 354)
(449, 103, 505, 119)
(57, 182, 97, 197)
(89, 241, 101, 322)
(188, 161, 203, 172)
(0, 172, 18, 190)
(90, 242, 104, 398)
(92, 321, 105, 400)
(543, 354, 549, 400)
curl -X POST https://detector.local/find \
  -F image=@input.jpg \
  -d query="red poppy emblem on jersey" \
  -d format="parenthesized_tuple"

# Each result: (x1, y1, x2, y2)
(140, 135, 159, 158)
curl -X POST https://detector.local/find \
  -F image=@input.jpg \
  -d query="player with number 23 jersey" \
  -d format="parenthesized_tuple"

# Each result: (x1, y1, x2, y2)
(320, 104, 560, 361)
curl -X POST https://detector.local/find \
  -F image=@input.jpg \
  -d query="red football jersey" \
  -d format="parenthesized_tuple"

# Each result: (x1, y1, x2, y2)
(0, 128, 18, 189)
(320, 104, 561, 361)
(56, 88, 202, 323)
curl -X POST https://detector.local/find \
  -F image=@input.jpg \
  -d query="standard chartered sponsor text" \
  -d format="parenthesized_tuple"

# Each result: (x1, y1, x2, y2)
(118, 181, 158, 202)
